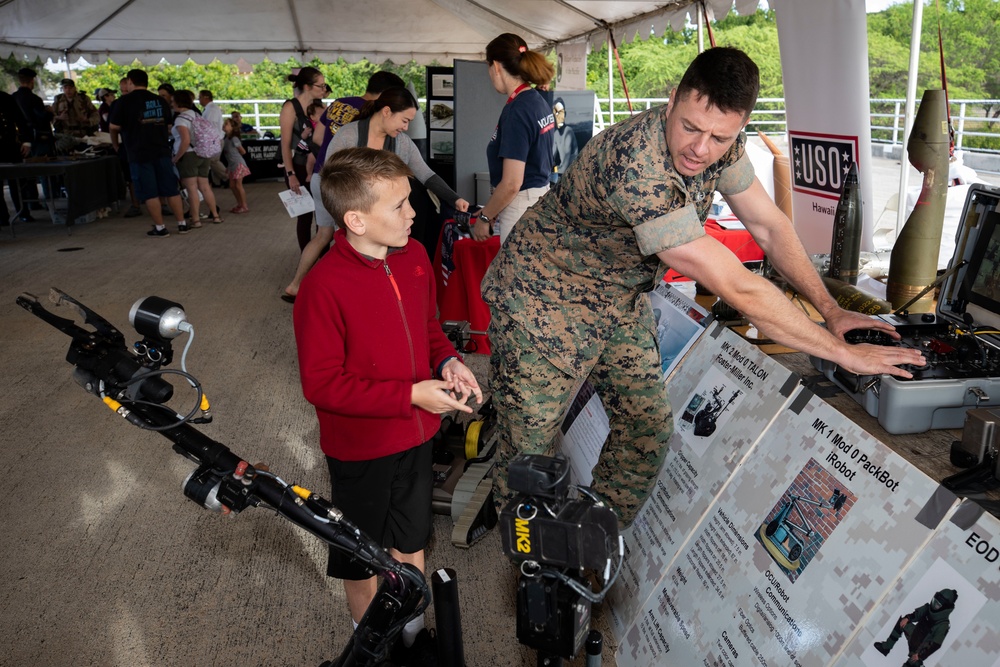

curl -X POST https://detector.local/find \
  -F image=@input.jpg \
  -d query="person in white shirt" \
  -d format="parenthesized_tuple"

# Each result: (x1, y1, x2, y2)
(199, 90, 227, 185)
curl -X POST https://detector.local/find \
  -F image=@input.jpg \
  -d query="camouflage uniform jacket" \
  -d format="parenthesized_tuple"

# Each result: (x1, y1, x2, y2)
(52, 93, 99, 136)
(482, 105, 754, 376)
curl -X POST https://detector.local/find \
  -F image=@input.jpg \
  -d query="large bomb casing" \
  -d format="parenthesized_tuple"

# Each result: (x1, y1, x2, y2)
(887, 89, 950, 312)
(828, 162, 863, 285)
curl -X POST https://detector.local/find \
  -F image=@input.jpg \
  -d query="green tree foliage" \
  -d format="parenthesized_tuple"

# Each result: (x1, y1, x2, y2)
(583, 3, 997, 103)
(867, 0, 1000, 148)
(4, 3, 996, 148)
(54, 56, 430, 134)
(0, 54, 62, 95)
(68, 56, 428, 106)
(866, 0, 1000, 101)
(585, 9, 781, 102)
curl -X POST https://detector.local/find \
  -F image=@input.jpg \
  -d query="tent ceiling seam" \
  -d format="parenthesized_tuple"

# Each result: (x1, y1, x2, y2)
(552, 0, 607, 30)
(287, 0, 306, 55)
(541, 0, 698, 51)
(465, 0, 547, 41)
(67, 0, 138, 53)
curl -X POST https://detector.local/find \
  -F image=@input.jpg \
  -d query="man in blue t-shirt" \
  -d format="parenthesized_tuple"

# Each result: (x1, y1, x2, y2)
(109, 69, 187, 237)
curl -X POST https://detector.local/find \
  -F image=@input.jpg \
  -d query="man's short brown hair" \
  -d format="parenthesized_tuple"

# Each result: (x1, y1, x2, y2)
(676, 47, 760, 120)
(319, 147, 413, 228)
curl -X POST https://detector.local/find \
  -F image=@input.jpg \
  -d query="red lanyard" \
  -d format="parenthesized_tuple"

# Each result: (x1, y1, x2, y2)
(506, 83, 530, 105)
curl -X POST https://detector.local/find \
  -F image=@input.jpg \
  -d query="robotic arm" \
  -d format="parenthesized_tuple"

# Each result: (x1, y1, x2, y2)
(16, 289, 428, 667)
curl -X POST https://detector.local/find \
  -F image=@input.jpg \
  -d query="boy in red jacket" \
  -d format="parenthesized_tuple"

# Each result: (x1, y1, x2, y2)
(293, 147, 482, 647)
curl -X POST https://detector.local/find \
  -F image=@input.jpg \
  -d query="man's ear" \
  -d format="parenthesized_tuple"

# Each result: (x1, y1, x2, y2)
(666, 87, 677, 113)
(342, 210, 365, 235)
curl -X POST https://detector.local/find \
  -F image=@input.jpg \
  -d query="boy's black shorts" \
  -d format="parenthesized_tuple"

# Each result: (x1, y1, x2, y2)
(325, 440, 433, 581)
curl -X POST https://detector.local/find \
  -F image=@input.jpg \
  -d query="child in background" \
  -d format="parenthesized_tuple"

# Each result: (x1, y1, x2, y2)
(293, 147, 482, 657)
(222, 118, 251, 213)
(304, 100, 325, 181)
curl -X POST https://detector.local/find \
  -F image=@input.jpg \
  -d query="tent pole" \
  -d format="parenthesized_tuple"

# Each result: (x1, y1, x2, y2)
(697, 4, 704, 52)
(896, 0, 924, 234)
(607, 37, 613, 126)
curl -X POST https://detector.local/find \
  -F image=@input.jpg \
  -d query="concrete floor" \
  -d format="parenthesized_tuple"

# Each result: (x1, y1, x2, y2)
(3, 153, 999, 666)
(0, 181, 561, 667)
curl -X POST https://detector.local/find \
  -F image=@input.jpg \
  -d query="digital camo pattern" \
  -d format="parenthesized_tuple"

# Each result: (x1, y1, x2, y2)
(617, 391, 951, 667)
(482, 104, 752, 377)
(838, 503, 1000, 667)
(489, 310, 672, 526)
(608, 324, 799, 641)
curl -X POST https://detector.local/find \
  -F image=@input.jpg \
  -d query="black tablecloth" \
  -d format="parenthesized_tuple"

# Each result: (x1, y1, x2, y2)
(0, 156, 124, 226)
(241, 139, 284, 182)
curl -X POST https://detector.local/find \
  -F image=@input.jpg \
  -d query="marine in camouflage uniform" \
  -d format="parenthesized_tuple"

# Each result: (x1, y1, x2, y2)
(484, 47, 927, 525)
(482, 103, 754, 524)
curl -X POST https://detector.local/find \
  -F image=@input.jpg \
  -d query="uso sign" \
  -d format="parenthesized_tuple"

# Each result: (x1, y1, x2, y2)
(789, 131, 859, 201)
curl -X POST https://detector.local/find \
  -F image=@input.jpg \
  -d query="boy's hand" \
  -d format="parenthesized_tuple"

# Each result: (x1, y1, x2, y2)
(412, 379, 475, 414)
(440, 358, 483, 406)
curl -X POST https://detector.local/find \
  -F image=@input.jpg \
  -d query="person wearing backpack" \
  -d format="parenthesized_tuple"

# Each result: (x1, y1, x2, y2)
(170, 89, 223, 231)
(199, 90, 228, 186)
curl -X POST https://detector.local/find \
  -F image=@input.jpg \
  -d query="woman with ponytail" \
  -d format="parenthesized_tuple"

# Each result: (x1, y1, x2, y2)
(471, 33, 555, 244)
(279, 66, 326, 258)
(282, 87, 470, 300)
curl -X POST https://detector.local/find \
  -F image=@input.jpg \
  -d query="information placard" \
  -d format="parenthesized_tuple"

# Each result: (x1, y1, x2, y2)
(837, 501, 1000, 667)
(608, 323, 800, 641)
(617, 391, 954, 667)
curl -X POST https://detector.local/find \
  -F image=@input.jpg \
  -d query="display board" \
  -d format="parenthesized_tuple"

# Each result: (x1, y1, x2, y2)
(453, 59, 504, 204)
(616, 388, 963, 667)
(553, 282, 998, 666)
(426, 65, 457, 189)
(549, 89, 595, 183)
(607, 320, 802, 641)
(837, 500, 1000, 666)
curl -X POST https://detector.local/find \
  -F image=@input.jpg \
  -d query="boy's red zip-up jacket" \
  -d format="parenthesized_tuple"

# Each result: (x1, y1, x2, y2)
(293, 229, 459, 461)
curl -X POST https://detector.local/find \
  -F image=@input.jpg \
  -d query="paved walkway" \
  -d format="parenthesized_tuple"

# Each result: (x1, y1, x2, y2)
(3, 158, 999, 666)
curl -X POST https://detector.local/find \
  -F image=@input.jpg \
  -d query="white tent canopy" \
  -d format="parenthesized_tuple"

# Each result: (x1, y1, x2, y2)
(0, 0, 757, 65)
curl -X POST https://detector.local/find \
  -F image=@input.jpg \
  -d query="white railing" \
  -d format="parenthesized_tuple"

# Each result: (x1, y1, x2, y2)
(594, 97, 1000, 153)
(217, 97, 1000, 153)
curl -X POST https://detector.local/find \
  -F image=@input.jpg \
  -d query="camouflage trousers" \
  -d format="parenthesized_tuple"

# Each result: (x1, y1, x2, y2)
(489, 312, 674, 525)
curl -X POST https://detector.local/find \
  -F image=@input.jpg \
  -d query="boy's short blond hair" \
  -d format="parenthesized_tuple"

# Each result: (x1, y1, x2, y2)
(319, 147, 414, 228)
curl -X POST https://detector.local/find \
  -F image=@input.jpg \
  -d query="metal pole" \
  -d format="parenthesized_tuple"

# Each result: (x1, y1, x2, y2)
(956, 102, 966, 150)
(896, 0, 924, 235)
(585, 630, 603, 667)
(607, 39, 614, 126)
(892, 101, 901, 145)
(697, 4, 704, 53)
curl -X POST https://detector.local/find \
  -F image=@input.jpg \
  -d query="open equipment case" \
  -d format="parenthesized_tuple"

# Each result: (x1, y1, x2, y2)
(812, 183, 1000, 434)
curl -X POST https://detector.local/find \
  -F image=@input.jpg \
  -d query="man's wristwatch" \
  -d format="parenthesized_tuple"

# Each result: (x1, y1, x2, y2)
(477, 211, 492, 225)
